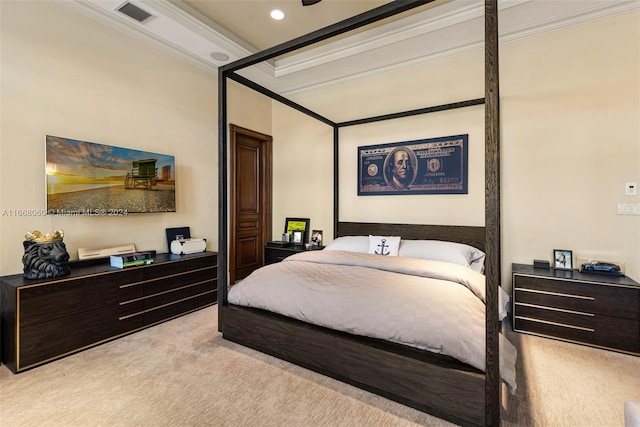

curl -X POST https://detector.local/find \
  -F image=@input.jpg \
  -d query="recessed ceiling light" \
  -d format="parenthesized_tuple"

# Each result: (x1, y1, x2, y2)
(270, 9, 285, 20)
(210, 51, 230, 61)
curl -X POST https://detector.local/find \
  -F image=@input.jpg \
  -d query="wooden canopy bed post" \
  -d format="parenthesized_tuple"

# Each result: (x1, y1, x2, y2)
(333, 126, 340, 241)
(218, 57, 228, 324)
(218, 1, 502, 425)
(485, 0, 501, 425)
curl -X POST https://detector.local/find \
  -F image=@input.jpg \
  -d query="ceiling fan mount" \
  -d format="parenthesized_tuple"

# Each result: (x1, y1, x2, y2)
(302, 0, 322, 5)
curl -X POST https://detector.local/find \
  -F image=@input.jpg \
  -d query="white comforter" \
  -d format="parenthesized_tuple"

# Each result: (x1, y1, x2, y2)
(228, 250, 517, 392)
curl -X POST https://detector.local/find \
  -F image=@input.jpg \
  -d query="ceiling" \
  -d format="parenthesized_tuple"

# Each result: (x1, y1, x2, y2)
(61, 0, 639, 94)
(182, 0, 392, 52)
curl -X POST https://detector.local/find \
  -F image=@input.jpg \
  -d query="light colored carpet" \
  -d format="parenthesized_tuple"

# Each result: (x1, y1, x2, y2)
(501, 326, 640, 427)
(0, 306, 452, 427)
(0, 305, 638, 426)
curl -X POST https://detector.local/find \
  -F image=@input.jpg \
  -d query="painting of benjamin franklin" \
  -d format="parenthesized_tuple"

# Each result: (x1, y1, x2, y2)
(383, 147, 418, 190)
(358, 134, 468, 196)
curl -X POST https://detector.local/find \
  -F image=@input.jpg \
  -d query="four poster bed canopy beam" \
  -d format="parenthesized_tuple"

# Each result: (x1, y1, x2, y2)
(218, 1, 501, 425)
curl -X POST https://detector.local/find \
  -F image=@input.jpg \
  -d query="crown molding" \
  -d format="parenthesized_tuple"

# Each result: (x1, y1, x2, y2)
(276, 0, 638, 78)
(274, 0, 488, 77)
(147, 0, 276, 76)
(278, 0, 639, 95)
(162, 0, 256, 55)
(56, 0, 275, 78)
(56, 0, 220, 73)
(57, 0, 640, 94)
(499, 0, 640, 43)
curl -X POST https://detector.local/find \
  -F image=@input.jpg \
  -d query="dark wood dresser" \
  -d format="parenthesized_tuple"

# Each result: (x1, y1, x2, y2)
(512, 263, 639, 355)
(0, 251, 217, 373)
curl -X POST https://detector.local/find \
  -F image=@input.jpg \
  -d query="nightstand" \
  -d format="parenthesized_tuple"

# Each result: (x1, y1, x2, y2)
(512, 263, 640, 355)
(264, 245, 324, 265)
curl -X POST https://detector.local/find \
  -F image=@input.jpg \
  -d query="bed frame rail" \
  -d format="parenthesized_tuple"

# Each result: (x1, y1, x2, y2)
(222, 304, 485, 427)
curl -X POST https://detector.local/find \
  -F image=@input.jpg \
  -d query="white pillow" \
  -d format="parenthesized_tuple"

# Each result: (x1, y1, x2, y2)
(368, 235, 401, 256)
(398, 239, 485, 271)
(324, 236, 369, 253)
(469, 255, 486, 273)
(498, 287, 510, 321)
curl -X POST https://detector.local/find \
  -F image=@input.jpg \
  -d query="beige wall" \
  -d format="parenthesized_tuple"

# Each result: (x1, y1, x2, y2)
(280, 12, 640, 290)
(500, 13, 639, 286)
(228, 83, 272, 136)
(0, 1, 219, 275)
(271, 103, 334, 240)
(336, 108, 485, 227)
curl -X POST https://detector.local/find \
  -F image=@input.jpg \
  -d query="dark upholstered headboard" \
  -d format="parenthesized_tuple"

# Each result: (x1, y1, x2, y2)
(336, 222, 486, 252)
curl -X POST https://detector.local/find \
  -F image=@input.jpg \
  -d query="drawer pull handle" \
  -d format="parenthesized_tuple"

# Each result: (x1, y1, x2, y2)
(515, 302, 595, 317)
(515, 287, 594, 300)
(515, 316, 595, 332)
(119, 311, 144, 320)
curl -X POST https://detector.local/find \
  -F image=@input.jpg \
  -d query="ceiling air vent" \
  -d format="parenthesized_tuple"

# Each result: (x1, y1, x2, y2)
(117, 2, 153, 23)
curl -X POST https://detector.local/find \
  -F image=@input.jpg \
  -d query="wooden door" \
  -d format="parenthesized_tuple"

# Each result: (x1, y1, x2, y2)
(229, 124, 272, 284)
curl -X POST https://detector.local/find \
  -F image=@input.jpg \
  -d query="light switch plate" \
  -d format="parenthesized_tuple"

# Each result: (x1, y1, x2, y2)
(617, 203, 640, 215)
(625, 182, 637, 196)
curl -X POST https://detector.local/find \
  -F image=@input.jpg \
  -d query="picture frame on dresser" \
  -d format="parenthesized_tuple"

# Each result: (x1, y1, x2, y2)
(553, 249, 573, 270)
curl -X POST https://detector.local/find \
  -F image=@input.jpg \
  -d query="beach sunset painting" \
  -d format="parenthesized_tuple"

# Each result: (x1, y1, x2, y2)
(45, 135, 176, 214)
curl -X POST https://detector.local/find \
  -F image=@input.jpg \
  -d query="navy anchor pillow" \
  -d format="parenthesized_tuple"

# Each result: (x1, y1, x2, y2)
(367, 235, 401, 256)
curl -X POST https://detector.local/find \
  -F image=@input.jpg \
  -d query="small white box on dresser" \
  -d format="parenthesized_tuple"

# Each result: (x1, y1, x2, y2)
(170, 238, 206, 255)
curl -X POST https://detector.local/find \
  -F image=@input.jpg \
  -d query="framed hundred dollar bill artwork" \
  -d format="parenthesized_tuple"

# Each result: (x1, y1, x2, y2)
(358, 134, 468, 195)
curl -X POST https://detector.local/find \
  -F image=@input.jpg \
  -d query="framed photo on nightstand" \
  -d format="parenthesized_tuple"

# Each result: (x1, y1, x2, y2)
(292, 230, 304, 245)
(284, 217, 310, 244)
(311, 230, 323, 246)
(553, 249, 573, 270)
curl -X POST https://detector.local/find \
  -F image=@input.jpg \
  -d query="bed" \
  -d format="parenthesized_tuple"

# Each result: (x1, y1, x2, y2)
(220, 224, 506, 427)
(218, 1, 503, 426)
(227, 230, 517, 394)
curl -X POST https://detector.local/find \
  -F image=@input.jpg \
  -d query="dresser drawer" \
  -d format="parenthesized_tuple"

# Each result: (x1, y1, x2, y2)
(513, 313, 639, 353)
(144, 279, 216, 310)
(143, 291, 217, 325)
(514, 301, 595, 329)
(265, 247, 298, 264)
(19, 305, 144, 370)
(513, 275, 639, 320)
(144, 267, 217, 295)
(19, 270, 144, 327)
(143, 255, 216, 281)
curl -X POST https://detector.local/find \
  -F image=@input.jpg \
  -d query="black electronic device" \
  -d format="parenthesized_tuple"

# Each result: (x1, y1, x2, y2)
(533, 259, 550, 269)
